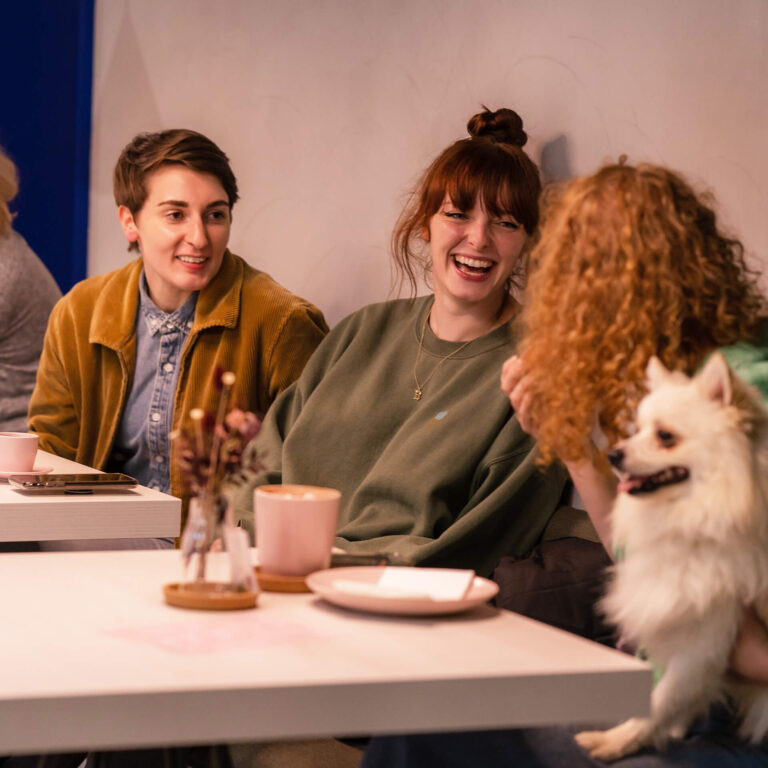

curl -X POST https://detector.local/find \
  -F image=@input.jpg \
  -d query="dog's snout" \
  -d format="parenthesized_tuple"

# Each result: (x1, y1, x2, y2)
(607, 448, 625, 469)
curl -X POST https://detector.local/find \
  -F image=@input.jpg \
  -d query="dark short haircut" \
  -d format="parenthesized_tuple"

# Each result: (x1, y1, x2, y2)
(113, 129, 239, 249)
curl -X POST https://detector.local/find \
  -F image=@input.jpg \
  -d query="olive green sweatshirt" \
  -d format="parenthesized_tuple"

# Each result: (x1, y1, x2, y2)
(234, 296, 566, 576)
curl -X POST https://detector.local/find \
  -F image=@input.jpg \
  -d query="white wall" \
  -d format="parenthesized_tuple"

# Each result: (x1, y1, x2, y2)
(90, 0, 768, 326)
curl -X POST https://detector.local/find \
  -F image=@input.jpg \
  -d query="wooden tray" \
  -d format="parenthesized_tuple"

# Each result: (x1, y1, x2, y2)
(254, 566, 310, 593)
(163, 582, 258, 610)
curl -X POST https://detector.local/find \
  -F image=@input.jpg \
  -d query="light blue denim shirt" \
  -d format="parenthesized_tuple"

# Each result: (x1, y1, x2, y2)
(109, 272, 197, 493)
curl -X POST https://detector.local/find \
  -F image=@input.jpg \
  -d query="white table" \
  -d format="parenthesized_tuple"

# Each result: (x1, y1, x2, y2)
(0, 548, 651, 754)
(0, 450, 181, 542)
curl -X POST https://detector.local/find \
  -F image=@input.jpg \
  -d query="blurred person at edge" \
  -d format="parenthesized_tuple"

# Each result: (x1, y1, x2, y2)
(0, 146, 61, 433)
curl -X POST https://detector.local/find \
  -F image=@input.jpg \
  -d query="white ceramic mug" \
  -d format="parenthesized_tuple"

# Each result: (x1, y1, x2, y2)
(255, 485, 340, 577)
(0, 432, 39, 472)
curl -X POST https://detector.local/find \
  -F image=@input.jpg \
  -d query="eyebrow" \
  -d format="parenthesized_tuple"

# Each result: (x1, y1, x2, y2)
(156, 199, 229, 209)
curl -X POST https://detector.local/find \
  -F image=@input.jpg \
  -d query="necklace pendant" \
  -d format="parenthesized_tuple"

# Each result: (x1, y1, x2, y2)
(413, 388, 423, 401)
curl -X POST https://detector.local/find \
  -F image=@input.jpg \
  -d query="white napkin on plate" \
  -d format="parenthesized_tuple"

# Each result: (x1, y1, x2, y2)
(333, 567, 475, 601)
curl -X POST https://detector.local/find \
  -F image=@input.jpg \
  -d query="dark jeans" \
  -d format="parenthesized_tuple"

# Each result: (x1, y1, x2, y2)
(360, 707, 768, 767)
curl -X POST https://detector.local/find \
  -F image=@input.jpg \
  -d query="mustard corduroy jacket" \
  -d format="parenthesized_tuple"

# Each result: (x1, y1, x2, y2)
(28, 250, 328, 526)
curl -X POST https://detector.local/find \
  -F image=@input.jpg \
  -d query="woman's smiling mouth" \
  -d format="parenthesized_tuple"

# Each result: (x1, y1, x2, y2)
(176, 254, 207, 265)
(452, 253, 494, 276)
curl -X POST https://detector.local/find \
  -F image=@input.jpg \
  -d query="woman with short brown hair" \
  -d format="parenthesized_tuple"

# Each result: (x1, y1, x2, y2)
(28, 129, 327, 549)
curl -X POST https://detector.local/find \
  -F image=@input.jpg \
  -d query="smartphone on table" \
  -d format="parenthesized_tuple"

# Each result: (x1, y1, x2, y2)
(8, 473, 138, 493)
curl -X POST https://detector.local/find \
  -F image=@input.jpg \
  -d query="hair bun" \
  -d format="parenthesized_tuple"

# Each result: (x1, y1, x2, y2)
(467, 107, 527, 147)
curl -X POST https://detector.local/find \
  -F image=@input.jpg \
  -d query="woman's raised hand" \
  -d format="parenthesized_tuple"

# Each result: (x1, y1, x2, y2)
(501, 354, 538, 436)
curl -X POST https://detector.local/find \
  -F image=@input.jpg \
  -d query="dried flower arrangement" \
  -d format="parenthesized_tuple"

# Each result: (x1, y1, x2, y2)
(171, 368, 262, 590)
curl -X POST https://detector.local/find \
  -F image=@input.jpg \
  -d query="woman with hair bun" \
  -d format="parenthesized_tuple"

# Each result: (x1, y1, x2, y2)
(235, 107, 566, 576)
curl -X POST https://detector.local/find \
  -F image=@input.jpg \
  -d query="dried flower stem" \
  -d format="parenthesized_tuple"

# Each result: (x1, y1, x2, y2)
(205, 372, 236, 499)
(190, 408, 205, 457)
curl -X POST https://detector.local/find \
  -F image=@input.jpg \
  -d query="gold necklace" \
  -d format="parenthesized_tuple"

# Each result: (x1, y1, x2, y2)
(412, 308, 474, 400)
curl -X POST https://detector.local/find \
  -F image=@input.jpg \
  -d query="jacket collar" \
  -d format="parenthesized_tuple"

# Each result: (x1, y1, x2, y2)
(89, 250, 243, 350)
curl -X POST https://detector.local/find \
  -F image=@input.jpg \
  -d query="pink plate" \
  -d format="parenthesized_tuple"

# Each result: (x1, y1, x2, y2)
(306, 566, 499, 617)
(0, 467, 54, 481)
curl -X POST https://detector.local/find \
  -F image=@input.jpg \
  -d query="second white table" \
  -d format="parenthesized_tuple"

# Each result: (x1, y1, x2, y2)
(0, 450, 181, 542)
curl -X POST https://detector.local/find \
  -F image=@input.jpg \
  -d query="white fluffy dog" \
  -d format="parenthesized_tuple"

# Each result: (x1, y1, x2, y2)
(575, 353, 768, 761)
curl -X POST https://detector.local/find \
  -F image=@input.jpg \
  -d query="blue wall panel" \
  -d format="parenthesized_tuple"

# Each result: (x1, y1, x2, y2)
(1, 0, 95, 293)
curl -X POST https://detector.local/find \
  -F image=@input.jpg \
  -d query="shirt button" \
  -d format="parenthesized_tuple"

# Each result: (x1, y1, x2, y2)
(155, 455, 164, 463)
(163, 362, 174, 373)
(151, 413, 161, 422)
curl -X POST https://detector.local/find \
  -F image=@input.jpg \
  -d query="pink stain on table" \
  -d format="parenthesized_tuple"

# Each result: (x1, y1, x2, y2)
(106, 613, 332, 654)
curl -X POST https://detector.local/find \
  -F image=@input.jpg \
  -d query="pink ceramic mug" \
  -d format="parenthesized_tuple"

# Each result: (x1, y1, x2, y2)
(255, 485, 340, 577)
(0, 432, 39, 472)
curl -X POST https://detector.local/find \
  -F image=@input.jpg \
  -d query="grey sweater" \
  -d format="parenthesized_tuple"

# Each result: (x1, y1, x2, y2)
(235, 296, 566, 576)
(0, 231, 61, 432)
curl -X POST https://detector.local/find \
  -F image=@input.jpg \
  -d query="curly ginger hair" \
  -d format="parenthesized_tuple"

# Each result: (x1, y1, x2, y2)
(520, 162, 765, 464)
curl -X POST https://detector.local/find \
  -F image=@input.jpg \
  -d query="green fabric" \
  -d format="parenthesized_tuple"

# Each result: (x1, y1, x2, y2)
(718, 323, 768, 403)
(234, 296, 567, 577)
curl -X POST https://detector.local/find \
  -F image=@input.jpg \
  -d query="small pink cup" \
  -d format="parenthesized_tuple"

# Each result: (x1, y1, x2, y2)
(0, 432, 39, 472)
(255, 485, 340, 576)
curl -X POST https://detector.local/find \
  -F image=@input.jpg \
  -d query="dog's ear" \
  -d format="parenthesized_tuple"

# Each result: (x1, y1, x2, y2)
(645, 356, 671, 390)
(696, 352, 733, 406)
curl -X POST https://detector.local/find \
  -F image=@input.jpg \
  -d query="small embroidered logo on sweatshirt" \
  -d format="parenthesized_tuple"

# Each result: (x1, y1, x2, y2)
(426, 411, 448, 431)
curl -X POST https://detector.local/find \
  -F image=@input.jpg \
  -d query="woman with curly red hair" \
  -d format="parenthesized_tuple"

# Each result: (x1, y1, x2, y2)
(503, 162, 767, 548)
